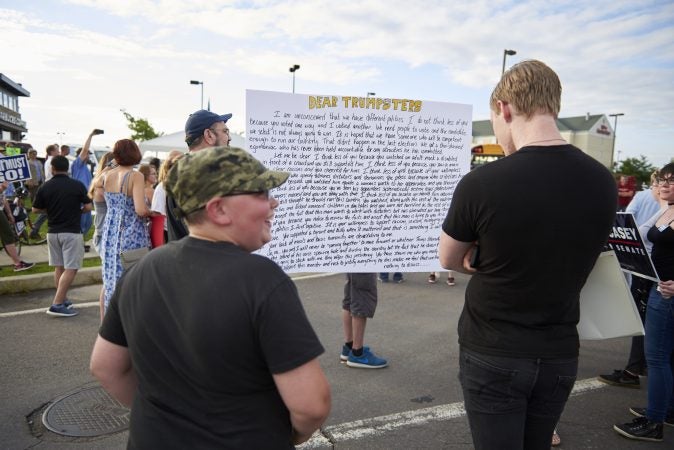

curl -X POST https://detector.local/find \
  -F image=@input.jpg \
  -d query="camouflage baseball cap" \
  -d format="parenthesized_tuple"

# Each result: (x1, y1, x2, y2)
(165, 146, 289, 217)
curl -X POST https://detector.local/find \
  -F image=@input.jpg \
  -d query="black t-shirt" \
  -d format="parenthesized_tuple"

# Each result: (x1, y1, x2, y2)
(100, 237, 324, 449)
(32, 174, 91, 234)
(443, 145, 617, 358)
(165, 194, 188, 242)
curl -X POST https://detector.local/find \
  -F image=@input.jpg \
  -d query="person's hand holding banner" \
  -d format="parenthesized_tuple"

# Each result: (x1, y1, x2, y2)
(658, 280, 674, 299)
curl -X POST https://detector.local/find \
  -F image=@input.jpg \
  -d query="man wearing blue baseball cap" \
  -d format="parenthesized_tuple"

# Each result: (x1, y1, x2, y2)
(165, 109, 233, 240)
(184, 109, 233, 150)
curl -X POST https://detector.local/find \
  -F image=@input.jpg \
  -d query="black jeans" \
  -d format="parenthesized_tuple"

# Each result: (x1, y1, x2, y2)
(459, 347, 578, 450)
(625, 276, 653, 375)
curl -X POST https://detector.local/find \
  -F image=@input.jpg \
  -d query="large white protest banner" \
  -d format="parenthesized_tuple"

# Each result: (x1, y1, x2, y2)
(246, 90, 471, 273)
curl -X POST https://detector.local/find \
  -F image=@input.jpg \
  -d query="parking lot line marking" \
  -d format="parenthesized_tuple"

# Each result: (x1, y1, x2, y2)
(292, 273, 339, 280)
(0, 301, 99, 318)
(300, 377, 607, 447)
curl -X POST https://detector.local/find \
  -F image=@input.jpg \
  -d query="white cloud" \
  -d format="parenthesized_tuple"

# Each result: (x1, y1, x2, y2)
(53, 1, 674, 90)
(3, 1, 673, 165)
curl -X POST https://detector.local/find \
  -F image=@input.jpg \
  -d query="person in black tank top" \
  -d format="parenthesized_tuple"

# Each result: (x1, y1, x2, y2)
(614, 163, 674, 442)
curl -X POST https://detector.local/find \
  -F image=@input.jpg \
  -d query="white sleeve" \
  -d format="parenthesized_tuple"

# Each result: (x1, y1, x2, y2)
(45, 158, 53, 181)
(151, 182, 166, 215)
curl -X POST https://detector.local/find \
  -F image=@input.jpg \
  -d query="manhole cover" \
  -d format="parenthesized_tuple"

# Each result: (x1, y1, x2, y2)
(42, 385, 130, 437)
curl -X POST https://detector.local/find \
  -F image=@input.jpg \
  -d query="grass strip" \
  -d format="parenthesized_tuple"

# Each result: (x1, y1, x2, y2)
(0, 257, 101, 278)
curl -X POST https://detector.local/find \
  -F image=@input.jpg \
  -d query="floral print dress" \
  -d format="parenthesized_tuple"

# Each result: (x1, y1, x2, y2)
(101, 171, 150, 311)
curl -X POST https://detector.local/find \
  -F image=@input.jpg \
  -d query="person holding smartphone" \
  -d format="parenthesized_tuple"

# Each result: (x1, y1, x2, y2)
(72, 129, 103, 249)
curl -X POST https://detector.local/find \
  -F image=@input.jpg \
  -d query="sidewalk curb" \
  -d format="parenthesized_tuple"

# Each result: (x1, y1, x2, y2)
(0, 267, 102, 295)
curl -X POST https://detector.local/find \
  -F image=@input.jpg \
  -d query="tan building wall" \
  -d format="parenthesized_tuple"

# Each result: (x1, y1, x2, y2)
(566, 132, 613, 167)
(472, 114, 616, 169)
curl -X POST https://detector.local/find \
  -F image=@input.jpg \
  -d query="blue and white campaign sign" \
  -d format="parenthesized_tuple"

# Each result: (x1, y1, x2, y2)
(0, 154, 31, 183)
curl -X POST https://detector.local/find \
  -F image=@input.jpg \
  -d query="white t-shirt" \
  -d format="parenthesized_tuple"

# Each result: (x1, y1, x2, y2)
(44, 156, 53, 181)
(151, 182, 166, 216)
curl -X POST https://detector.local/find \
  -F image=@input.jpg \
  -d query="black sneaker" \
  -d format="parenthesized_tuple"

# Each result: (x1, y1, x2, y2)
(598, 369, 640, 388)
(614, 417, 663, 441)
(630, 407, 674, 427)
(13, 261, 35, 272)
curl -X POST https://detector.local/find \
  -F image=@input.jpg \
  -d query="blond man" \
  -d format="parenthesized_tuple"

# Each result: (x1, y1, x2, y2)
(439, 60, 617, 449)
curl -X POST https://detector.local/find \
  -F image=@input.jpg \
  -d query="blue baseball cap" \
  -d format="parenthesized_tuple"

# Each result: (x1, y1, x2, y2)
(184, 110, 233, 142)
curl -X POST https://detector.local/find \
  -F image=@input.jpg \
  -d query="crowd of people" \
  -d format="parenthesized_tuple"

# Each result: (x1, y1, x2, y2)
(1, 58, 672, 448)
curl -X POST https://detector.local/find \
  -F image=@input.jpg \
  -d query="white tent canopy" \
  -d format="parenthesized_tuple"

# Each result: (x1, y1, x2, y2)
(139, 131, 246, 161)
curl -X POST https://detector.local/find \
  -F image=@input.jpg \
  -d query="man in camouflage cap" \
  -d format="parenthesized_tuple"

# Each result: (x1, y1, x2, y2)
(91, 146, 330, 448)
(166, 146, 289, 220)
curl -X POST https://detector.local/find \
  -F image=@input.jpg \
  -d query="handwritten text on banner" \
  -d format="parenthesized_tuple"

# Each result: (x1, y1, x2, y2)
(246, 90, 471, 273)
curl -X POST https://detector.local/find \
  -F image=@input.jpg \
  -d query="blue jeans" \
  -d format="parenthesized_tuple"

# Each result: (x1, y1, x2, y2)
(31, 213, 47, 236)
(645, 286, 674, 422)
(379, 272, 403, 282)
(459, 348, 578, 450)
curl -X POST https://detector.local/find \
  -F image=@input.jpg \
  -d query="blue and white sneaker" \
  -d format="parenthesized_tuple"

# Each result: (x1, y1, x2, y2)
(340, 345, 369, 362)
(63, 299, 73, 309)
(346, 348, 388, 369)
(46, 303, 78, 317)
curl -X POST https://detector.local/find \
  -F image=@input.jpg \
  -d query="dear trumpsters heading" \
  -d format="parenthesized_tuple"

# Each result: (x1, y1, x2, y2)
(309, 96, 423, 113)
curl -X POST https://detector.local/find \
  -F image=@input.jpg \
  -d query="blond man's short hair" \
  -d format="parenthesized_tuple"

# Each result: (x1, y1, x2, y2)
(490, 60, 561, 119)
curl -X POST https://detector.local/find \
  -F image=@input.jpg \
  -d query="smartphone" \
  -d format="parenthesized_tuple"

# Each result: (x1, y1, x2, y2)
(93, 129, 104, 135)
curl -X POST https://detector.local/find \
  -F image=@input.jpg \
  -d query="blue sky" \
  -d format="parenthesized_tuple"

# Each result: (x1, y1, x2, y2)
(2, 0, 673, 167)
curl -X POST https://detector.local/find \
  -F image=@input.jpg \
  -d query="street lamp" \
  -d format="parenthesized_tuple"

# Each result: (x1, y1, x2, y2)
(609, 113, 625, 169)
(56, 131, 65, 146)
(501, 49, 517, 76)
(190, 80, 204, 109)
(289, 65, 300, 93)
(366, 92, 376, 98)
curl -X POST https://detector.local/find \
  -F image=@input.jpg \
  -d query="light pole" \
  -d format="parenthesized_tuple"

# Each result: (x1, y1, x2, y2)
(609, 113, 625, 169)
(56, 131, 65, 146)
(501, 49, 517, 76)
(190, 80, 204, 109)
(366, 92, 376, 98)
(289, 65, 300, 93)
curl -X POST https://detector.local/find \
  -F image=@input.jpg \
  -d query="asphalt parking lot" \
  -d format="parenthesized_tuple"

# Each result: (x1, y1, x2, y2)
(0, 272, 664, 449)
